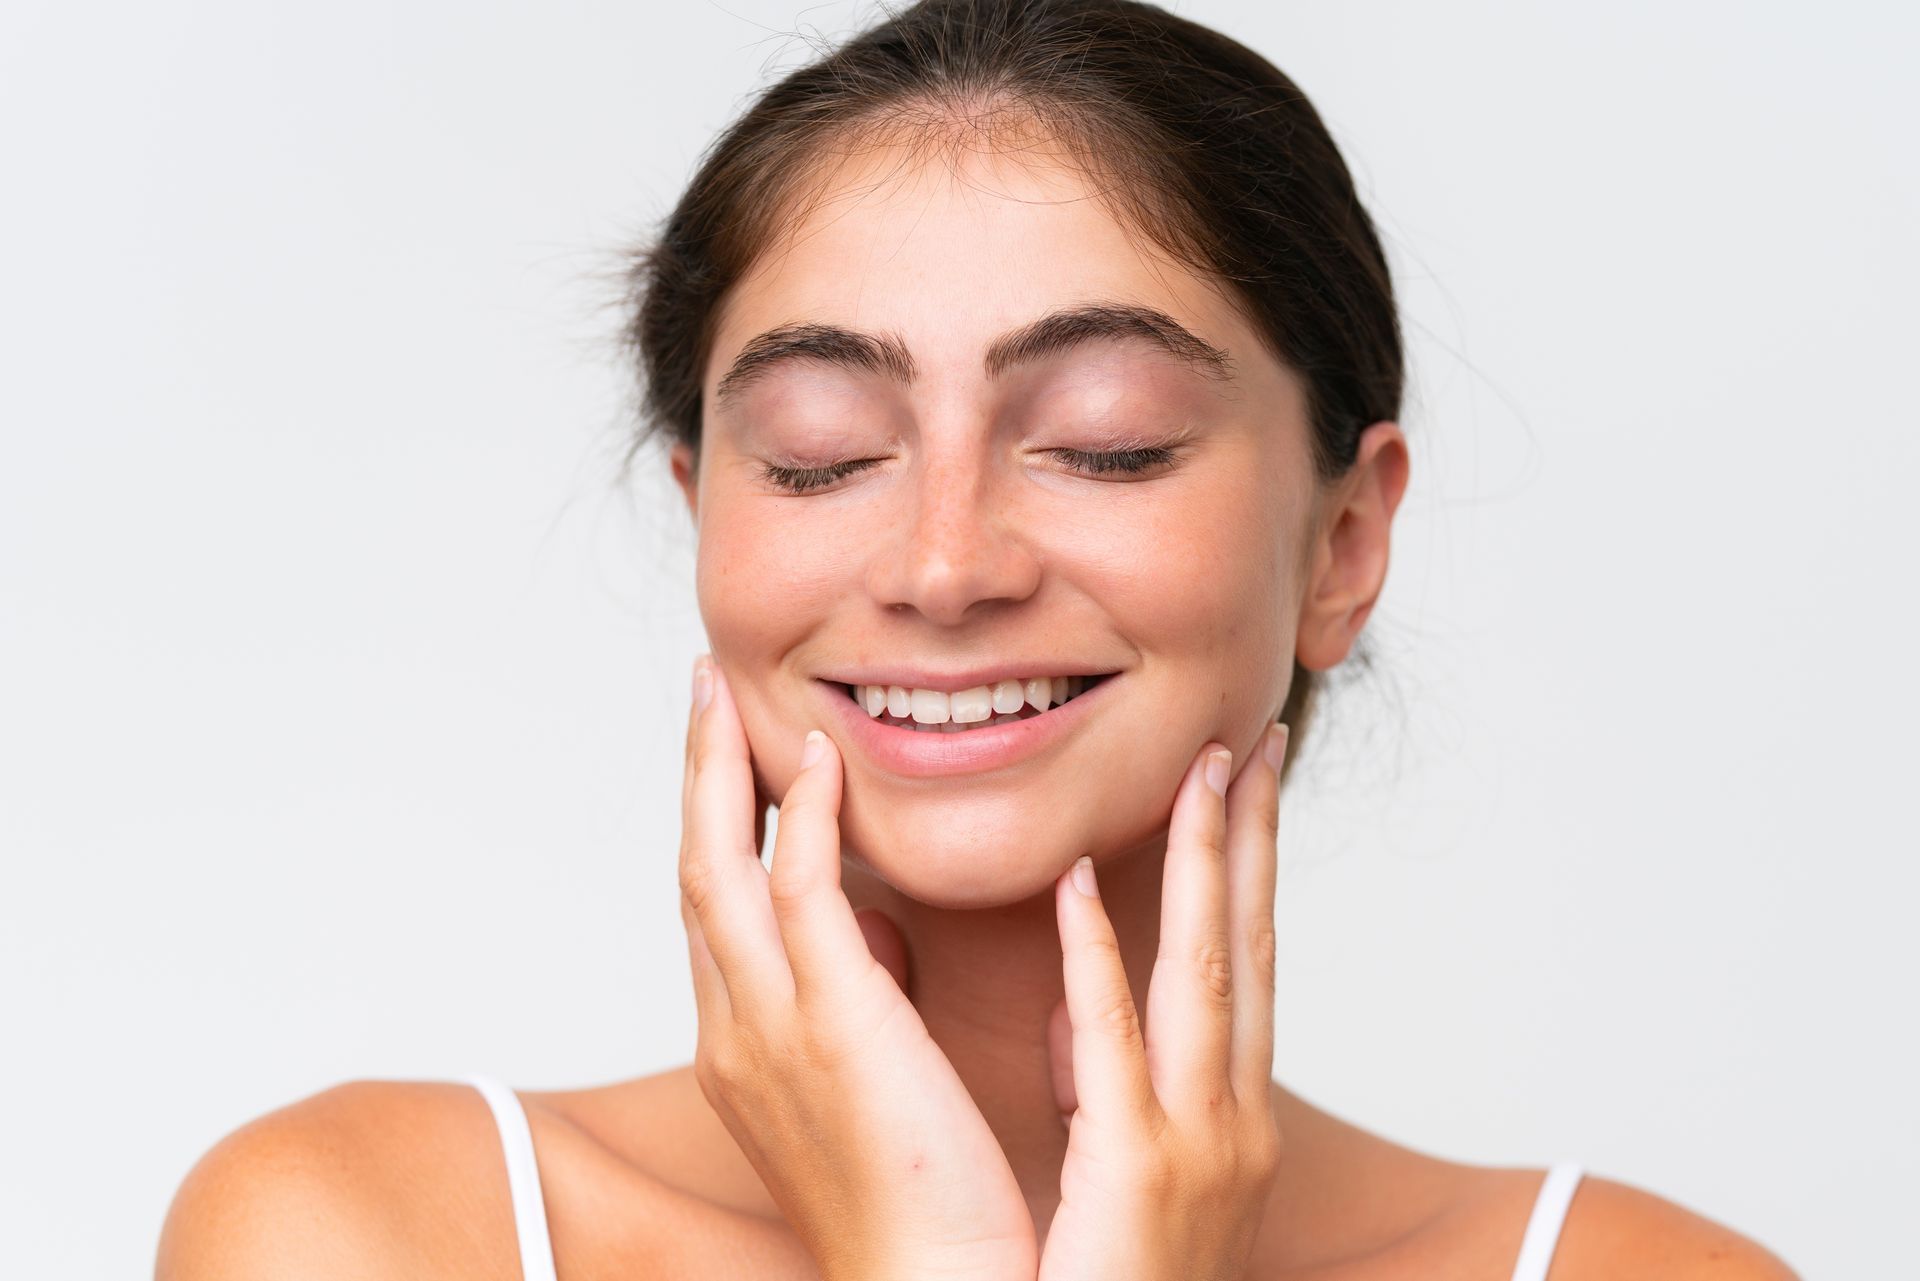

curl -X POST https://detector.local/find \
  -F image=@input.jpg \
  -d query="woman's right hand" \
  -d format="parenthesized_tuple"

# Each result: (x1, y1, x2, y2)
(677, 654, 1039, 1281)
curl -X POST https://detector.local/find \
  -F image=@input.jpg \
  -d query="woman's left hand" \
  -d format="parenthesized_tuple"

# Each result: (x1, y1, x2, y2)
(1039, 723, 1291, 1281)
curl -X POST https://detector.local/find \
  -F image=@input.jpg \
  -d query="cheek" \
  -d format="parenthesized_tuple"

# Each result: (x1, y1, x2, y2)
(1063, 471, 1291, 674)
(694, 494, 849, 654)
(693, 497, 850, 800)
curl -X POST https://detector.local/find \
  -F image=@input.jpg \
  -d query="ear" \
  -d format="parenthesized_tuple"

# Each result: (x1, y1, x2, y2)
(1296, 420, 1410, 671)
(669, 440, 700, 525)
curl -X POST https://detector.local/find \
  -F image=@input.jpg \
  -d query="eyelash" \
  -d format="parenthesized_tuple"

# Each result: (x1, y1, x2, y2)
(756, 447, 1178, 494)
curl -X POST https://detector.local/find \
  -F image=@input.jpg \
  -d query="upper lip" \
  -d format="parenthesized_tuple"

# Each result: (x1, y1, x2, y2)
(820, 663, 1118, 692)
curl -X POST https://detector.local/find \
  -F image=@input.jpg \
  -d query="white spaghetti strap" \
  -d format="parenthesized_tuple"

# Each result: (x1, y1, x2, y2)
(463, 1075, 560, 1281)
(1508, 1161, 1584, 1281)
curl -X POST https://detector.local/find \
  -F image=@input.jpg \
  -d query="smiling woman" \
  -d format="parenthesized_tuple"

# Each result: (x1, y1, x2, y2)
(153, 2, 1803, 1279)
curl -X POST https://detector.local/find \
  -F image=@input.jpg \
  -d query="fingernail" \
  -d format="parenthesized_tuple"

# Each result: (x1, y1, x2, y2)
(1071, 854, 1098, 898)
(691, 655, 713, 713)
(1262, 722, 1290, 772)
(1205, 748, 1232, 797)
(800, 729, 827, 769)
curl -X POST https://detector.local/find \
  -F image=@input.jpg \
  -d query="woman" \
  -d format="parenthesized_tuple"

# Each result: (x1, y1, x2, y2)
(158, 1, 1798, 1277)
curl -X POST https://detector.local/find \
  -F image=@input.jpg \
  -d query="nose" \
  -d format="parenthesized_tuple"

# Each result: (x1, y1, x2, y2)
(864, 450, 1042, 626)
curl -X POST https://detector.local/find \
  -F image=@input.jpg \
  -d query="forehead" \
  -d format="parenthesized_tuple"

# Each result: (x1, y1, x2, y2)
(705, 138, 1252, 389)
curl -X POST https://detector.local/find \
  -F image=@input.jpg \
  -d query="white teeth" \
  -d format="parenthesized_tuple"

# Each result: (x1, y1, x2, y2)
(991, 679, 1026, 715)
(949, 685, 993, 723)
(850, 674, 1104, 724)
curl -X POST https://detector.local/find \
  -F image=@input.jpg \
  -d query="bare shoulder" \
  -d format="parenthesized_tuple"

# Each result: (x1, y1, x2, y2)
(1258, 1088, 1798, 1281)
(157, 1068, 814, 1279)
(1542, 1172, 1801, 1281)
(156, 1079, 520, 1281)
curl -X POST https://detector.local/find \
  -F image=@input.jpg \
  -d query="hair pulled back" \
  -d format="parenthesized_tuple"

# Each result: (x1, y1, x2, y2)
(625, 0, 1403, 755)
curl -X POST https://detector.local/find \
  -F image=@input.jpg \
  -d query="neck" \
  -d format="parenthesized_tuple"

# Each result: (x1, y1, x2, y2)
(840, 832, 1168, 1222)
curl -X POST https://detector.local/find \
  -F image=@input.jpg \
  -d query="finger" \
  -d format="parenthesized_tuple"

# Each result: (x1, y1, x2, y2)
(684, 657, 770, 857)
(679, 657, 731, 1027)
(1055, 855, 1157, 1124)
(766, 729, 885, 1007)
(680, 656, 793, 1013)
(1047, 997, 1076, 1128)
(1144, 742, 1235, 1107)
(1228, 722, 1287, 1103)
(680, 889, 732, 1025)
(682, 656, 702, 816)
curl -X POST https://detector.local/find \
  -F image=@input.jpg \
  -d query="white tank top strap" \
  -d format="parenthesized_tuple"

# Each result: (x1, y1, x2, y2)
(1508, 1160, 1585, 1281)
(463, 1074, 560, 1281)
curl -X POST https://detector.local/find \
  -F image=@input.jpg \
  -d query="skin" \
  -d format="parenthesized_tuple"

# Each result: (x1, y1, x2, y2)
(670, 136, 1367, 1273)
(155, 135, 1803, 1280)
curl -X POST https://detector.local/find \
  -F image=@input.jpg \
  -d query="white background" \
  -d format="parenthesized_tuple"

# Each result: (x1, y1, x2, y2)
(2, 1, 1913, 1275)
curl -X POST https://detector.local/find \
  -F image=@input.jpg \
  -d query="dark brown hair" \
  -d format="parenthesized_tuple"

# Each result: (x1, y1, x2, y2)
(623, 0, 1403, 758)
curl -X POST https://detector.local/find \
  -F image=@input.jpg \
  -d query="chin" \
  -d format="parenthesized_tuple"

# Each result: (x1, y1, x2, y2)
(838, 798, 1076, 910)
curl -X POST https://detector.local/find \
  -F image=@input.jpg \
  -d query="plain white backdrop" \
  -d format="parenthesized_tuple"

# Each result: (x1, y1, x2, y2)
(2, 0, 1913, 1274)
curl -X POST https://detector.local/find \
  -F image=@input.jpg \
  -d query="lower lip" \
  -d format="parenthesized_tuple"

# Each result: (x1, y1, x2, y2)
(817, 676, 1114, 778)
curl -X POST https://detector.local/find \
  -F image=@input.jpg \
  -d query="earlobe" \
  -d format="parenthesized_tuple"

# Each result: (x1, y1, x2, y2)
(1294, 421, 1409, 671)
(670, 441, 700, 523)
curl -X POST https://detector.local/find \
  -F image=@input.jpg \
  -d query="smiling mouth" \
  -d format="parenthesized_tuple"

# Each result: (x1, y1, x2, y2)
(839, 674, 1114, 733)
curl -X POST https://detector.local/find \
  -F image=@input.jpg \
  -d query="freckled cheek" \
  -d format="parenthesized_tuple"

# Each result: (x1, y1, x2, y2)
(694, 507, 852, 659)
(1066, 489, 1288, 673)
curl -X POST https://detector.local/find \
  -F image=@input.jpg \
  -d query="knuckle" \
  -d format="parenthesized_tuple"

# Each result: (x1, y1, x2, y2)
(1193, 937, 1234, 1007)
(1255, 794, 1281, 843)
(1081, 935, 1143, 1041)
(689, 711, 720, 759)
(679, 850, 717, 917)
(765, 860, 815, 908)
(1094, 987, 1142, 1043)
(691, 727, 731, 781)
(692, 1044, 730, 1097)
(700, 1036, 764, 1094)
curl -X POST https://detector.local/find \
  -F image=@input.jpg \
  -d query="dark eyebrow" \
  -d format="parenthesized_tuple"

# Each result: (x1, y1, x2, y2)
(983, 303, 1234, 381)
(712, 302, 1233, 407)
(714, 323, 918, 408)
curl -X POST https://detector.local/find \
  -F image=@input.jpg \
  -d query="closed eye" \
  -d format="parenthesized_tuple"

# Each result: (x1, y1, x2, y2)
(1050, 445, 1178, 477)
(754, 443, 1181, 494)
(755, 457, 884, 494)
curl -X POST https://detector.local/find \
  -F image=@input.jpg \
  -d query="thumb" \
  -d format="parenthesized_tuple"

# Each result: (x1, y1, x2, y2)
(1048, 996, 1077, 1126)
(854, 907, 910, 996)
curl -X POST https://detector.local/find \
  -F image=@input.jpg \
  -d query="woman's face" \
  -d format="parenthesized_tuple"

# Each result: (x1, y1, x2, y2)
(676, 140, 1334, 909)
